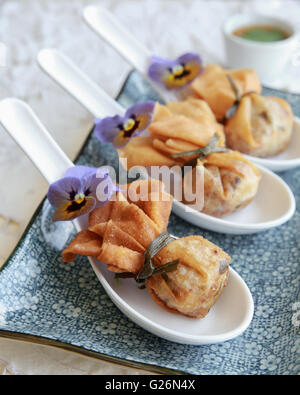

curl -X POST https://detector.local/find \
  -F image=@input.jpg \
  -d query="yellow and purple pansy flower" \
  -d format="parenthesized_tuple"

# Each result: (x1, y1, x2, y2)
(94, 101, 155, 148)
(47, 166, 117, 222)
(148, 52, 204, 90)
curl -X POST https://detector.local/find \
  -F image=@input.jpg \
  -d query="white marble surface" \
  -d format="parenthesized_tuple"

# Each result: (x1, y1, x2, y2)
(0, 0, 299, 375)
(0, 337, 154, 375)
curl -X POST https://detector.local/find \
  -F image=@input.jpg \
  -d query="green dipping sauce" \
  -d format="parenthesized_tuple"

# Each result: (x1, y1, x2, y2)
(233, 25, 290, 43)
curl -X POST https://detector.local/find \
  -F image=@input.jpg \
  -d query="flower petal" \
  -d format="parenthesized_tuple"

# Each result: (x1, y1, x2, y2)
(177, 53, 203, 68)
(52, 196, 96, 222)
(95, 103, 155, 148)
(94, 172, 117, 206)
(94, 115, 124, 145)
(148, 56, 175, 86)
(125, 101, 155, 131)
(64, 165, 97, 179)
(114, 101, 155, 147)
(167, 53, 204, 89)
(82, 168, 109, 200)
(48, 166, 120, 222)
(47, 177, 82, 208)
(148, 53, 204, 90)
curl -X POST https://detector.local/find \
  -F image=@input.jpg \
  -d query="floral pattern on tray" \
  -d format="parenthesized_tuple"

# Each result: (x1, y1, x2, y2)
(0, 71, 299, 375)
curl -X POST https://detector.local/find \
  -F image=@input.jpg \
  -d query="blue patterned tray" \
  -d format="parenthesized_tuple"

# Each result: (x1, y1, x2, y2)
(0, 71, 299, 375)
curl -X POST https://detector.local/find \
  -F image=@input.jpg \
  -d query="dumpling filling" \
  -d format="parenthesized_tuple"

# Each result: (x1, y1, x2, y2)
(225, 94, 294, 157)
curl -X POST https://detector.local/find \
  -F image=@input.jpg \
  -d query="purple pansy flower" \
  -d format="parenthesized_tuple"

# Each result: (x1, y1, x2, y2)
(148, 52, 204, 90)
(94, 101, 155, 148)
(47, 165, 117, 222)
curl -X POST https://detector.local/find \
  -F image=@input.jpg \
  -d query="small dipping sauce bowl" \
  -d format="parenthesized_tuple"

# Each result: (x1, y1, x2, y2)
(223, 14, 297, 83)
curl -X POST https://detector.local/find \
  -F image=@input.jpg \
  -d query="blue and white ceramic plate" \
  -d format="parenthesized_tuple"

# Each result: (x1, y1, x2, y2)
(0, 71, 299, 375)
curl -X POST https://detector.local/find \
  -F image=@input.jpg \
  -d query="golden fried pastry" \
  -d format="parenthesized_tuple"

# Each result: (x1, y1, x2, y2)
(118, 98, 225, 170)
(147, 235, 230, 318)
(149, 98, 218, 147)
(118, 136, 176, 169)
(62, 230, 103, 263)
(117, 98, 261, 218)
(63, 180, 172, 273)
(123, 179, 173, 231)
(190, 64, 261, 121)
(62, 179, 231, 318)
(183, 151, 261, 217)
(224, 93, 294, 157)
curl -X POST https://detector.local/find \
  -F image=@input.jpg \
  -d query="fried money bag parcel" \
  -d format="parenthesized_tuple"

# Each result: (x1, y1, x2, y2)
(118, 98, 261, 218)
(189, 65, 293, 158)
(62, 179, 231, 318)
(224, 91, 294, 158)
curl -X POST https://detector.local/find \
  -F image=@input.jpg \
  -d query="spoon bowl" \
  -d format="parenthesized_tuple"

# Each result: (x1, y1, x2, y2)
(93, 261, 254, 344)
(83, 5, 300, 172)
(0, 98, 254, 344)
(244, 118, 300, 172)
(37, 49, 296, 235)
(172, 164, 295, 234)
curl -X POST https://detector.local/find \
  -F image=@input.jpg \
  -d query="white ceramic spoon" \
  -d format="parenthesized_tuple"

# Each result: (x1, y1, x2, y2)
(0, 97, 254, 344)
(37, 49, 296, 235)
(83, 5, 176, 104)
(83, 5, 300, 172)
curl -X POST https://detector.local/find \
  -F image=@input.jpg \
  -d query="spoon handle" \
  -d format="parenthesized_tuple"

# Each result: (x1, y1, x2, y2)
(83, 5, 151, 76)
(37, 49, 124, 118)
(83, 6, 176, 103)
(0, 98, 73, 185)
